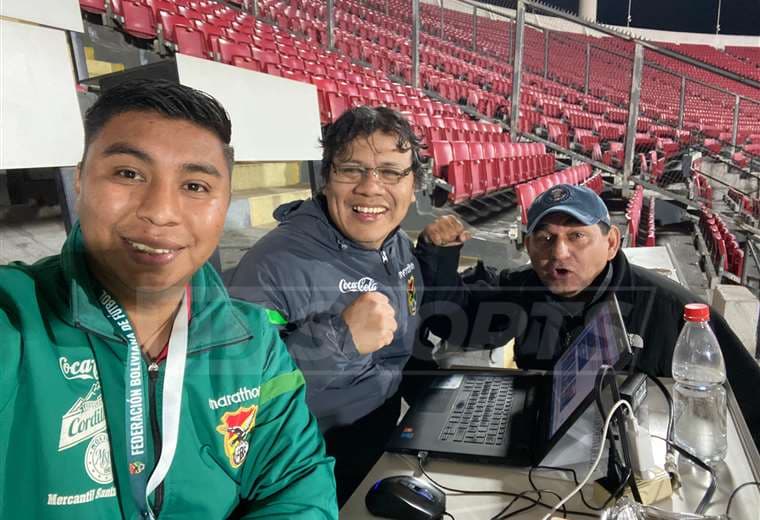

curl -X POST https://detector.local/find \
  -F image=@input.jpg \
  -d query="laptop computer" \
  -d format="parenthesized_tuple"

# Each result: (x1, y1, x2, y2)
(387, 295, 632, 466)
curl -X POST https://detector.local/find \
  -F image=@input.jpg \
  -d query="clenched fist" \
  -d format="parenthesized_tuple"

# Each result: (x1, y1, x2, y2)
(342, 292, 398, 354)
(422, 215, 470, 247)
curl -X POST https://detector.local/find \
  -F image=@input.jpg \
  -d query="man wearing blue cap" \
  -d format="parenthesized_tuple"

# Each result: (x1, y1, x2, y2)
(416, 184, 760, 448)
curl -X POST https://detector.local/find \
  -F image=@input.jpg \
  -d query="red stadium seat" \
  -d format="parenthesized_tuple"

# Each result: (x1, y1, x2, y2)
(515, 183, 536, 224)
(145, 0, 174, 19)
(431, 141, 470, 204)
(218, 39, 252, 64)
(121, 1, 157, 40)
(80, 0, 107, 14)
(175, 26, 207, 58)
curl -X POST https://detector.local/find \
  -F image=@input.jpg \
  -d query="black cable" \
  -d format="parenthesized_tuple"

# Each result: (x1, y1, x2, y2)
(594, 366, 643, 504)
(647, 375, 717, 515)
(529, 464, 627, 511)
(651, 434, 717, 515)
(442, 512, 456, 520)
(415, 454, 597, 518)
(725, 481, 760, 518)
(491, 489, 565, 520)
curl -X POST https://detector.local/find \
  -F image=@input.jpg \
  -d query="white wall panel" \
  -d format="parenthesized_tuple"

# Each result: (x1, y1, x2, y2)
(1, 0, 83, 33)
(176, 54, 322, 162)
(0, 20, 85, 169)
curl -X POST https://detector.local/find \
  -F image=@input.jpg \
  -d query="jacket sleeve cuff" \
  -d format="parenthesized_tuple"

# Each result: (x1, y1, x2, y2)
(332, 314, 363, 361)
(415, 234, 464, 287)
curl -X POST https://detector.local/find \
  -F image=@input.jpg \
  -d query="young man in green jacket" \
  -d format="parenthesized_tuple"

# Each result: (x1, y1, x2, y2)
(0, 79, 337, 519)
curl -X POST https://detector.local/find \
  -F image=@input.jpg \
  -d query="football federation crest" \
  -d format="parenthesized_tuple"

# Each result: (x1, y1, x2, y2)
(407, 275, 417, 316)
(129, 461, 145, 475)
(216, 405, 258, 469)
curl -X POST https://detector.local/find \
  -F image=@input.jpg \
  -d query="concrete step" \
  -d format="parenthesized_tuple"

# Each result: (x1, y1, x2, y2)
(225, 185, 312, 229)
(231, 162, 302, 192)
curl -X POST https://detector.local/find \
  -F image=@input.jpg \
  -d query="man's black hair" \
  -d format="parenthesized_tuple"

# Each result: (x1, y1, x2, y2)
(320, 106, 427, 188)
(82, 79, 234, 171)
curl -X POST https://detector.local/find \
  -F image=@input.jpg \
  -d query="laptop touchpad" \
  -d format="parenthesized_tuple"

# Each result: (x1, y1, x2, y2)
(418, 375, 462, 412)
(419, 390, 455, 412)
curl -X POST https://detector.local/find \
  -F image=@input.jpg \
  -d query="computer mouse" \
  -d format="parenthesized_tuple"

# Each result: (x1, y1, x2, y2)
(365, 475, 446, 520)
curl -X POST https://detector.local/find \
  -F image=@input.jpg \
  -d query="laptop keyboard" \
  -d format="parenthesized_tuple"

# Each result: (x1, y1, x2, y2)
(438, 376, 514, 445)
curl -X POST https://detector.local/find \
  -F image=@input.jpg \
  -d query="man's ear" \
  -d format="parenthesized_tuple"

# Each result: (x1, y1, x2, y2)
(523, 234, 532, 254)
(74, 163, 83, 213)
(607, 225, 621, 260)
(74, 163, 82, 195)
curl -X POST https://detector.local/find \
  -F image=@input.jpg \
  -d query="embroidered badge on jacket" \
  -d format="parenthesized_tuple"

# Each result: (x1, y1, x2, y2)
(216, 405, 258, 468)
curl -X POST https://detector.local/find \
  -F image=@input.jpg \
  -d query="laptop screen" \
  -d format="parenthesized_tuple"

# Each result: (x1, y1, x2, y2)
(548, 297, 629, 438)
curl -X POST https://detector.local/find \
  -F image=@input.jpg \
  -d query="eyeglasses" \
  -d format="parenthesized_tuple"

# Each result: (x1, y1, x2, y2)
(331, 164, 414, 185)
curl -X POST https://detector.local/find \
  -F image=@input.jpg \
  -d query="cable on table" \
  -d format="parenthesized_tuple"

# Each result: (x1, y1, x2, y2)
(542, 399, 635, 520)
(725, 481, 760, 518)
(415, 452, 597, 519)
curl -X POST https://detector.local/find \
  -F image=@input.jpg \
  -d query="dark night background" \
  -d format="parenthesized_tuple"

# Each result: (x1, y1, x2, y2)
(482, 0, 760, 36)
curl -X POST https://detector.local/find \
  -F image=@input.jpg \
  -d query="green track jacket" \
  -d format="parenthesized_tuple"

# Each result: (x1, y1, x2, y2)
(0, 225, 337, 519)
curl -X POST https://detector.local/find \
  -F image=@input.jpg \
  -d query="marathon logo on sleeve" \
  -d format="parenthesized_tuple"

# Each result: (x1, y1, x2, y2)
(209, 386, 261, 410)
(338, 277, 378, 293)
(398, 262, 415, 280)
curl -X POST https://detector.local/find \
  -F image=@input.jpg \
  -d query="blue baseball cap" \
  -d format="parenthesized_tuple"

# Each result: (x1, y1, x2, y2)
(526, 184, 610, 234)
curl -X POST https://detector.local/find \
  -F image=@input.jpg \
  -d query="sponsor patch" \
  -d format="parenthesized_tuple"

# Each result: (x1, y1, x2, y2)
(398, 262, 415, 279)
(208, 386, 260, 410)
(59, 383, 107, 451)
(407, 275, 417, 316)
(47, 487, 116, 507)
(216, 405, 258, 469)
(59, 356, 99, 381)
(84, 432, 113, 485)
(338, 277, 378, 293)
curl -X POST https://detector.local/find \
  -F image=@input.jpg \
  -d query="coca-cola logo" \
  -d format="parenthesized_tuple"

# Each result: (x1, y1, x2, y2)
(338, 277, 378, 293)
(59, 356, 99, 381)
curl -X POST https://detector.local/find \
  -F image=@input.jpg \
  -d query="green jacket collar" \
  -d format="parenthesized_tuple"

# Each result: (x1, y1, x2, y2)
(59, 223, 252, 353)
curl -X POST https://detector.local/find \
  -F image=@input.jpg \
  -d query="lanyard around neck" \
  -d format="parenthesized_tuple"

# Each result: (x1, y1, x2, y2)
(98, 287, 189, 519)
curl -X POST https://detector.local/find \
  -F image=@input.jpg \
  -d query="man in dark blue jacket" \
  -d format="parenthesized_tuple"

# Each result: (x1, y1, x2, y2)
(417, 183, 760, 450)
(226, 106, 427, 504)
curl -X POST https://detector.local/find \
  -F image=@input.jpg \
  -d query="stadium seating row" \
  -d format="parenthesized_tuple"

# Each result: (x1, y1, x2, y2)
(726, 187, 753, 215)
(638, 151, 665, 184)
(698, 209, 745, 278)
(430, 140, 554, 204)
(692, 171, 714, 207)
(626, 186, 656, 248)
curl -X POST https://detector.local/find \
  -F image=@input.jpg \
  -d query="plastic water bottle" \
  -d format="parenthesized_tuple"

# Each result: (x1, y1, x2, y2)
(671, 303, 727, 464)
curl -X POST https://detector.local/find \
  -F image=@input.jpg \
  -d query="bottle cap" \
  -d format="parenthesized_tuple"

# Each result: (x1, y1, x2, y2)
(683, 303, 710, 322)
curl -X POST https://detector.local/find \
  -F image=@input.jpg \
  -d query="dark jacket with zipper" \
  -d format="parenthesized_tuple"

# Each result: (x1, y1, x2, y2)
(225, 197, 423, 432)
(0, 223, 337, 519)
(416, 240, 760, 449)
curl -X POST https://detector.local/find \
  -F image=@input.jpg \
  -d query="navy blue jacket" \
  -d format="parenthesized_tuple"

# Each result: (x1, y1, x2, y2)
(225, 197, 423, 432)
(416, 240, 760, 450)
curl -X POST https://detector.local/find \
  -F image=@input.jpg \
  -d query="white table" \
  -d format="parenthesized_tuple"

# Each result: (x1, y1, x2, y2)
(341, 380, 760, 519)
